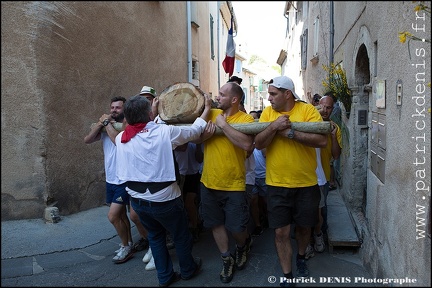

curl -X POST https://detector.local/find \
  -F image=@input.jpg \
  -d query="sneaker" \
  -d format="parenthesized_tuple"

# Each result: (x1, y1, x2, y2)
(182, 257, 202, 280)
(305, 244, 315, 260)
(133, 237, 149, 252)
(166, 234, 175, 250)
(115, 241, 133, 253)
(314, 232, 325, 252)
(252, 226, 264, 237)
(143, 247, 152, 263)
(235, 235, 253, 270)
(159, 272, 181, 287)
(220, 255, 235, 283)
(145, 256, 156, 271)
(112, 246, 134, 264)
(296, 258, 309, 277)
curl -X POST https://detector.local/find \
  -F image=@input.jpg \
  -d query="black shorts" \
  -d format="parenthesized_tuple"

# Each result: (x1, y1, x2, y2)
(267, 185, 320, 229)
(200, 183, 249, 233)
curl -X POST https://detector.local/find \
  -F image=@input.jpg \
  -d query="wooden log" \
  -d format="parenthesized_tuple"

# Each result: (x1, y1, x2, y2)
(97, 121, 331, 135)
(157, 82, 206, 124)
(212, 121, 331, 135)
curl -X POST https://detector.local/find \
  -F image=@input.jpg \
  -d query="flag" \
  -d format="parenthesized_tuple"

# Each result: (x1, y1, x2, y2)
(222, 16, 236, 77)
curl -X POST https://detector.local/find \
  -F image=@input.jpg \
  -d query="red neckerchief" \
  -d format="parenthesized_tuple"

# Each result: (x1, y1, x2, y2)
(121, 123, 147, 143)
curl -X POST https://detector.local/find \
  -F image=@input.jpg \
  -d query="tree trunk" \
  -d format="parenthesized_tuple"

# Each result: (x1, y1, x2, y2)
(98, 121, 331, 135)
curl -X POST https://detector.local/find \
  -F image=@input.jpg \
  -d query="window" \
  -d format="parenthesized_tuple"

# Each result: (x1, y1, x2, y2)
(192, 59, 199, 81)
(235, 59, 242, 74)
(301, 29, 308, 70)
(295, 1, 303, 24)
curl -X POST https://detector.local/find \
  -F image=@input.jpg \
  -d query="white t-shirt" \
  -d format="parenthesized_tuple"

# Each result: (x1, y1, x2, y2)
(315, 148, 327, 186)
(115, 117, 206, 202)
(101, 133, 124, 185)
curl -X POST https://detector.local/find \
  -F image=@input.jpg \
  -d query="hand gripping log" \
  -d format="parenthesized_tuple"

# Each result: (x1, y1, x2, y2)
(96, 121, 332, 135)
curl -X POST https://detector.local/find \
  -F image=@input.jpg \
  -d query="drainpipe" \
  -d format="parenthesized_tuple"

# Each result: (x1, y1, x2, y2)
(329, 1, 334, 65)
(187, 1, 192, 82)
(217, 1, 221, 89)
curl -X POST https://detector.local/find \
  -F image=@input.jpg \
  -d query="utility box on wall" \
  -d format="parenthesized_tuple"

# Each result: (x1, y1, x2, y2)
(358, 109, 367, 127)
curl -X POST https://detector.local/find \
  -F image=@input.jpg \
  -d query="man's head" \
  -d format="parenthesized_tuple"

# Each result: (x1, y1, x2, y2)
(228, 76, 243, 85)
(228, 76, 245, 105)
(312, 94, 322, 106)
(319, 95, 335, 121)
(324, 91, 337, 103)
(267, 76, 300, 112)
(216, 82, 243, 112)
(139, 86, 157, 102)
(249, 111, 259, 119)
(110, 96, 126, 122)
(269, 76, 300, 100)
(123, 95, 152, 125)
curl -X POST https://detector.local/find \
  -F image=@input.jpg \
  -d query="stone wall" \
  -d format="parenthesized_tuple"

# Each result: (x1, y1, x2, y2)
(1, 2, 188, 220)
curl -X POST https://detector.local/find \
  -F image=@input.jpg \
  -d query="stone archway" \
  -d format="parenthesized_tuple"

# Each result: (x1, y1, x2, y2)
(341, 26, 372, 214)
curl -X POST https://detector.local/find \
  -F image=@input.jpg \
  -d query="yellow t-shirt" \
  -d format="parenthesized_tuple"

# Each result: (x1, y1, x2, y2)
(259, 101, 323, 188)
(201, 109, 255, 191)
(321, 123, 342, 181)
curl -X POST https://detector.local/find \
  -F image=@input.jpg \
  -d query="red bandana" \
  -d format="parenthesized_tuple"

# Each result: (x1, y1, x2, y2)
(121, 123, 147, 143)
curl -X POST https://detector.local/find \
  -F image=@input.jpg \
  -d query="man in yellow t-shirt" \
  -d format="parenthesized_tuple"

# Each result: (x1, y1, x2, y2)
(254, 76, 327, 284)
(198, 82, 255, 284)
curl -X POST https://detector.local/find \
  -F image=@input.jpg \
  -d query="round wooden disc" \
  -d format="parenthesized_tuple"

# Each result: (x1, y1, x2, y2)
(157, 82, 205, 124)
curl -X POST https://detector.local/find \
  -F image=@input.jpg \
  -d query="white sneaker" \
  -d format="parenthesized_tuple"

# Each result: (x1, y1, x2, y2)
(145, 256, 156, 271)
(143, 247, 152, 263)
(305, 244, 315, 260)
(314, 232, 325, 252)
(115, 242, 133, 254)
(112, 245, 133, 264)
(114, 243, 122, 254)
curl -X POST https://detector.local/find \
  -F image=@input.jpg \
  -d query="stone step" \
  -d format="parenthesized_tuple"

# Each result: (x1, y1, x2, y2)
(327, 189, 361, 253)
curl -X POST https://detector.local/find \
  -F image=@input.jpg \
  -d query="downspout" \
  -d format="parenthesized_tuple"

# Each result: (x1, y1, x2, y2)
(329, 1, 334, 64)
(187, 1, 192, 82)
(217, 1, 221, 89)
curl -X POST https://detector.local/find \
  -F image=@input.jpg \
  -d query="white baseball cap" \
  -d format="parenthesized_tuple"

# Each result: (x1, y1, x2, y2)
(139, 86, 157, 97)
(269, 76, 300, 100)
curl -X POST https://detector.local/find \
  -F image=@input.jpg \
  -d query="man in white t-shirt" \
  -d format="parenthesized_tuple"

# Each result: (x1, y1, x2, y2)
(115, 94, 212, 287)
(84, 96, 134, 264)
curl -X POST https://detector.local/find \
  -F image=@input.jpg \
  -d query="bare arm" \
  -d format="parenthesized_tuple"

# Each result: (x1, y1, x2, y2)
(330, 121, 342, 159)
(194, 95, 216, 144)
(215, 114, 254, 152)
(195, 120, 216, 143)
(83, 114, 111, 144)
(105, 119, 120, 144)
(254, 115, 289, 150)
(150, 98, 158, 121)
(278, 129, 327, 148)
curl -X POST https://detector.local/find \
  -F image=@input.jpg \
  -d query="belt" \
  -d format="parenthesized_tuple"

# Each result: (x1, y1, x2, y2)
(131, 197, 176, 207)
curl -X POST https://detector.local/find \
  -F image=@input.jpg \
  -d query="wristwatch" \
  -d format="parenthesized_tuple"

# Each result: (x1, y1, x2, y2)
(287, 128, 295, 139)
(102, 119, 110, 127)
